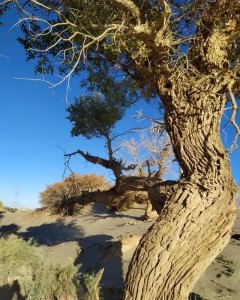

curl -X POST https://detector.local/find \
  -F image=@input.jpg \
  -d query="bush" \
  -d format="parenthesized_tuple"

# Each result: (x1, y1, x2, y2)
(40, 173, 109, 215)
(0, 236, 80, 299)
(0, 236, 104, 300)
(82, 269, 104, 300)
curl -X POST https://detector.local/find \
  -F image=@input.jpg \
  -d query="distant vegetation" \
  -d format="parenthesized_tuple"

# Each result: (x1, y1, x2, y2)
(40, 173, 109, 216)
(0, 201, 5, 213)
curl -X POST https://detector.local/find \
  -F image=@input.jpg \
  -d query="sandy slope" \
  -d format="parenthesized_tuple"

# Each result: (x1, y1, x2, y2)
(0, 204, 239, 300)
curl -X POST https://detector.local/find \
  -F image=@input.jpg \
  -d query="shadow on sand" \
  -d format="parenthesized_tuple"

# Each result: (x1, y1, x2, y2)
(1, 219, 85, 246)
(75, 233, 124, 299)
(0, 208, 128, 299)
(0, 223, 20, 237)
(0, 280, 26, 300)
(21, 219, 85, 246)
(188, 293, 206, 300)
(231, 233, 240, 241)
(85, 203, 144, 222)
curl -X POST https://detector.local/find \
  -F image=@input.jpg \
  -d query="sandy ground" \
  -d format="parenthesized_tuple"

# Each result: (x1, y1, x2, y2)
(0, 204, 239, 300)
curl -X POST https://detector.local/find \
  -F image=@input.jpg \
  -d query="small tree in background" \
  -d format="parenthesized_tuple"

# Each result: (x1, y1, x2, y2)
(119, 130, 174, 179)
(119, 129, 175, 218)
(40, 173, 109, 216)
(66, 86, 138, 179)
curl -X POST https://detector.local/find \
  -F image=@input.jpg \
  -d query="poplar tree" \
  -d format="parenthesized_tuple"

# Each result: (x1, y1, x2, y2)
(1, 1, 239, 299)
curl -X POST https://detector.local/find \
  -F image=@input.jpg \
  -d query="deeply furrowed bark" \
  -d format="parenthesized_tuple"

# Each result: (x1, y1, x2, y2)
(123, 80, 238, 300)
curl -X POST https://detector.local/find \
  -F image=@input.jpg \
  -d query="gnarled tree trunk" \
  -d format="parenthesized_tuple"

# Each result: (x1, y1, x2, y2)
(78, 175, 162, 212)
(123, 79, 238, 300)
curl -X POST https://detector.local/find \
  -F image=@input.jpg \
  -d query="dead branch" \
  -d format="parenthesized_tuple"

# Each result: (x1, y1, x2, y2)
(64, 149, 136, 179)
(227, 80, 240, 151)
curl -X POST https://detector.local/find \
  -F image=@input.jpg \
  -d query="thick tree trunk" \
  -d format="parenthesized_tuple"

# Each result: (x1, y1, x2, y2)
(123, 185, 237, 300)
(123, 81, 238, 300)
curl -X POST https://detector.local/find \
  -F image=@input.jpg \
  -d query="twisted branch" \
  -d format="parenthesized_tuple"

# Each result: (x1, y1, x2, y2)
(227, 81, 240, 151)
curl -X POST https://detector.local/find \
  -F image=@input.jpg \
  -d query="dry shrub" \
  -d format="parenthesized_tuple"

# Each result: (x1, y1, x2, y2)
(0, 236, 80, 299)
(0, 236, 104, 300)
(40, 173, 109, 216)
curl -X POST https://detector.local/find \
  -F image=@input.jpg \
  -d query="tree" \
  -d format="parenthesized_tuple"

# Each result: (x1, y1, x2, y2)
(1, 1, 240, 299)
(120, 129, 174, 178)
(120, 129, 175, 218)
(66, 86, 137, 179)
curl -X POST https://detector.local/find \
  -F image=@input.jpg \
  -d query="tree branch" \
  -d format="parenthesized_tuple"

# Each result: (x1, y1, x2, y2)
(64, 148, 136, 178)
(65, 149, 113, 169)
(227, 81, 240, 151)
(106, 0, 140, 23)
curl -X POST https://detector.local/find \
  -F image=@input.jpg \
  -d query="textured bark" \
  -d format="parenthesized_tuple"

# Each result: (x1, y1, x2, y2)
(123, 185, 237, 300)
(123, 80, 239, 300)
(144, 199, 158, 220)
(6, 1, 239, 299)
(75, 175, 163, 212)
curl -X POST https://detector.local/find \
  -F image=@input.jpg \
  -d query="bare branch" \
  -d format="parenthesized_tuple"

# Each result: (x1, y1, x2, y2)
(227, 81, 240, 151)
(12, 76, 54, 87)
(9, 8, 125, 102)
(0, 53, 10, 58)
(64, 148, 136, 179)
(24, 0, 57, 13)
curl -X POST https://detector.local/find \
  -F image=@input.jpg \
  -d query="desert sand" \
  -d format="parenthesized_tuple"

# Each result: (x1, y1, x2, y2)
(0, 203, 239, 300)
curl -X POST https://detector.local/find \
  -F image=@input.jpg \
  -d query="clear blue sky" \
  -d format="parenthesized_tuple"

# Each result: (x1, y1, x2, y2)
(0, 12, 239, 208)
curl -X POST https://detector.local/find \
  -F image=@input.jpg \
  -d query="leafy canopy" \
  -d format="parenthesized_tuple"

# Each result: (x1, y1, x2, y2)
(68, 93, 130, 139)
(67, 67, 137, 139)
(1, 0, 239, 145)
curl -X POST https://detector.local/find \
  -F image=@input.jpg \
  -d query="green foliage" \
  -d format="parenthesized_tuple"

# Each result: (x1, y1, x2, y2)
(82, 269, 104, 300)
(0, 236, 79, 299)
(26, 262, 78, 300)
(15, 0, 158, 103)
(0, 2, 9, 20)
(0, 236, 39, 283)
(67, 93, 127, 139)
(67, 60, 139, 140)
(40, 173, 108, 215)
(0, 236, 104, 300)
